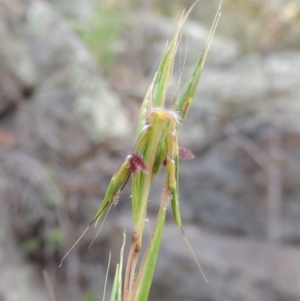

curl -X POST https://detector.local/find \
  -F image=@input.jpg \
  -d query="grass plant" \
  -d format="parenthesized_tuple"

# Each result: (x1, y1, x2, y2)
(61, 1, 222, 300)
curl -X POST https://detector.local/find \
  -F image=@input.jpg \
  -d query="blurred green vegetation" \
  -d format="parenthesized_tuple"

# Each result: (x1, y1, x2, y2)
(76, 0, 300, 71)
(83, 292, 98, 301)
(220, 0, 300, 52)
(21, 227, 65, 256)
(22, 237, 40, 254)
(76, 5, 129, 69)
(157, 0, 300, 52)
(45, 227, 65, 249)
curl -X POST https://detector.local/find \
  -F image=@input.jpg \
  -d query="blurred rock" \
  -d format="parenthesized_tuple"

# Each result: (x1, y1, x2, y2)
(180, 137, 267, 238)
(0, 0, 130, 299)
(46, 0, 96, 24)
(0, 70, 31, 116)
(151, 224, 300, 301)
(172, 50, 300, 244)
(100, 215, 300, 301)
(195, 51, 300, 102)
(1, 1, 300, 301)
(140, 15, 239, 76)
(0, 205, 48, 301)
(0, 0, 130, 157)
(0, 151, 64, 260)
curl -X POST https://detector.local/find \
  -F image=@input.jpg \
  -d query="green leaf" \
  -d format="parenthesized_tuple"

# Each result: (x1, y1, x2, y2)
(174, 2, 222, 125)
(110, 232, 126, 301)
(136, 11, 186, 138)
(110, 264, 120, 301)
(170, 137, 182, 228)
(136, 84, 153, 137)
(151, 14, 184, 109)
(93, 157, 131, 226)
(152, 123, 169, 179)
(132, 113, 165, 228)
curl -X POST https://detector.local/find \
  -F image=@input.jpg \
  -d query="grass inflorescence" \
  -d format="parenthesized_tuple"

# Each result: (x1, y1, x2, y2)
(62, 1, 222, 300)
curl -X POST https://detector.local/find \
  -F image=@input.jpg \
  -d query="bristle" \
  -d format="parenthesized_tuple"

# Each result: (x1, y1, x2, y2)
(165, 108, 182, 124)
(179, 147, 195, 160)
(129, 153, 148, 175)
(151, 107, 181, 124)
(113, 191, 120, 206)
(161, 188, 172, 207)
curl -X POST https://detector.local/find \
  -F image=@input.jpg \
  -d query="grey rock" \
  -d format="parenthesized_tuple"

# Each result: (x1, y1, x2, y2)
(28, 0, 129, 155)
(180, 138, 267, 237)
(0, 1, 37, 88)
(0, 0, 130, 157)
(0, 151, 63, 242)
(141, 15, 239, 76)
(152, 224, 300, 301)
(1, 1, 300, 301)
(195, 52, 300, 103)
(46, 0, 96, 24)
(174, 50, 300, 244)
(99, 215, 300, 301)
(0, 198, 48, 301)
(179, 108, 300, 241)
(179, 52, 300, 152)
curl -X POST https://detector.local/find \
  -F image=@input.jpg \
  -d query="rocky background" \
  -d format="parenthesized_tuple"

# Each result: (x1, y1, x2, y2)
(0, 0, 300, 300)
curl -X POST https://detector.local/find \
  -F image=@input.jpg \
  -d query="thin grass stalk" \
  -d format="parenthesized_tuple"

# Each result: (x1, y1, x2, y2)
(131, 188, 170, 301)
(125, 115, 166, 300)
